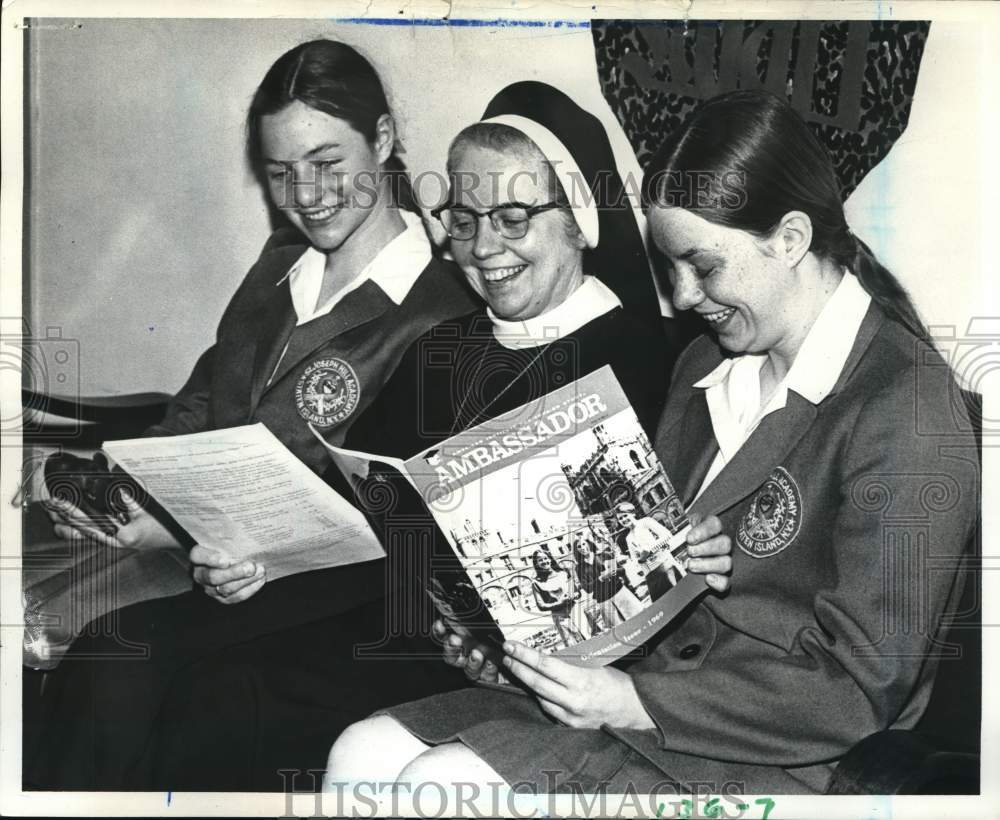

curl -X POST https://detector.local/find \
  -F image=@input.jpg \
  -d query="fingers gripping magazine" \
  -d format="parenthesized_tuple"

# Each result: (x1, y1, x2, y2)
(316, 366, 706, 668)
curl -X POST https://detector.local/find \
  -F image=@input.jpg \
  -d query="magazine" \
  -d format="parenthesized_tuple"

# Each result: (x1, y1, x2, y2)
(316, 365, 707, 668)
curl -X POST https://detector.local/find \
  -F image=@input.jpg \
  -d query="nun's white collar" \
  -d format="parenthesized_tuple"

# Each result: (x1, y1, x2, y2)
(487, 276, 622, 349)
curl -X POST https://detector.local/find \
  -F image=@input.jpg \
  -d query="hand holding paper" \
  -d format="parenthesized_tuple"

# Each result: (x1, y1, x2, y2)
(190, 544, 266, 603)
(101, 423, 385, 582)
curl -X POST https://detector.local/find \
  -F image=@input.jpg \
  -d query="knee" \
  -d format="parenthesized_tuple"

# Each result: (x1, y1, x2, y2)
(327, 717, 378, 764)
(397, 743, 500, 788)
(324, 715, 397, 788)
(396, 745, 452, 786)
(325, 714, 433, 789)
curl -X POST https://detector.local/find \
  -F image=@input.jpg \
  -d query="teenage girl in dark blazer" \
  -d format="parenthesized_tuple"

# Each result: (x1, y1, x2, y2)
(30, 39, 476, 790)
(325, 90, 978, 797)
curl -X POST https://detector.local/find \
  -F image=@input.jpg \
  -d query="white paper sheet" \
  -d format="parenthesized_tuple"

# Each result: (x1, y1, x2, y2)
(308, 422, 412, 487)
(102, 423, 384, 581)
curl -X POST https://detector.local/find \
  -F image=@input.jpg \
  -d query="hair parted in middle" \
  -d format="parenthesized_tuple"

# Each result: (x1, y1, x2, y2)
(245, 38, 416, 211)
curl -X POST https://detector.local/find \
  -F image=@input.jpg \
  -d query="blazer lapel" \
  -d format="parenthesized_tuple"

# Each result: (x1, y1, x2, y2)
(654, 337, 726, 505)
(667, 392, 720, 506)
(689, 392, 817, 518)
(263, 279, 394, 392)
(249, 282, 297, 414)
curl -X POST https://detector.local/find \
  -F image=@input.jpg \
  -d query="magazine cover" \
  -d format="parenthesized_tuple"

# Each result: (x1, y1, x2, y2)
(324, 365, 707, 667)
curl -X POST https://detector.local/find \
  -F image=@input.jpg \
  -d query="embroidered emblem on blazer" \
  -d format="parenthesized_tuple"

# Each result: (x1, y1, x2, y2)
(295, 358, 361, 427)
(737, 466, 802, 558)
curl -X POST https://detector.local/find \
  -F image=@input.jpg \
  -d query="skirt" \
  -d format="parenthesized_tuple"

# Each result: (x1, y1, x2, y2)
(381, 686, 671, 794)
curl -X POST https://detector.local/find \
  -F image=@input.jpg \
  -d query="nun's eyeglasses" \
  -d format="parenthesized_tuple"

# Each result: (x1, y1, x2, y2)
(432, 201, 561, 241)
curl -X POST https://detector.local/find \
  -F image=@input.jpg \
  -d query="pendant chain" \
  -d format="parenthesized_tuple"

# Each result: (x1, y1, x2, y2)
(449, 343, 551, 435)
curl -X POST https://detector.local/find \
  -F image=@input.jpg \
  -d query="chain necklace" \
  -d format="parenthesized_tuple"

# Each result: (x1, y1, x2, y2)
(449, 340, 554, 435)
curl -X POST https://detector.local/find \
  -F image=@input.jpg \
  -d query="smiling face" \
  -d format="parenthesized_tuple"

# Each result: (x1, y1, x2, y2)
(259, 101, 389, 253)
(447, 143, 586, 321)
(648, 205, 797, 356)
(533, 551, 553, 574)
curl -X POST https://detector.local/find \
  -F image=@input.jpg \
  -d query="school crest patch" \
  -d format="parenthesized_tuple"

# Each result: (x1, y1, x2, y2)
(294, 358, 361, 427)
(737, 467, 802, 558)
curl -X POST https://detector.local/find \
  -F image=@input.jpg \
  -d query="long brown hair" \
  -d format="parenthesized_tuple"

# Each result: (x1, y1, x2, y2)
(642, 89, 929, 343)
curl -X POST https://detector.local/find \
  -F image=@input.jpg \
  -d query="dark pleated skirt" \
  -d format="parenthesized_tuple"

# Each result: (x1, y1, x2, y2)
(382, 686, 670, 793)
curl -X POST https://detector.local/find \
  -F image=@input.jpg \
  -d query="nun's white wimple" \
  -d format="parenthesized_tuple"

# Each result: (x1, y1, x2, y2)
(480, 114, 600, 248)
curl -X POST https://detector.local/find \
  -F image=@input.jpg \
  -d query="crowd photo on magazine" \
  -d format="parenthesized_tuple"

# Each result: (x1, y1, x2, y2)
(19, 15, 982, 806)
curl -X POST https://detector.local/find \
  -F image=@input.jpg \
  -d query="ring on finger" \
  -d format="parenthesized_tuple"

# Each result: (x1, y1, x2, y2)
(214, 584, 226, 597)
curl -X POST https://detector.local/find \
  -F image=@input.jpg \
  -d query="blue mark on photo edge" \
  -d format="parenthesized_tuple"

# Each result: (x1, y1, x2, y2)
(332, 17, 591, 29)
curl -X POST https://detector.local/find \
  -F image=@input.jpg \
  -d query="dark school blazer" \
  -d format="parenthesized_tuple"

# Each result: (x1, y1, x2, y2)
(610, 304, 980, 793)
(147, 230, 477, 472)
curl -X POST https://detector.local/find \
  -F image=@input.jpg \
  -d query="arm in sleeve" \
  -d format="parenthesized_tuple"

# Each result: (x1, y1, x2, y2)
(630, 374, 979, 766)
(142, 232, 295, 437)
(143, 345, 216, 437)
